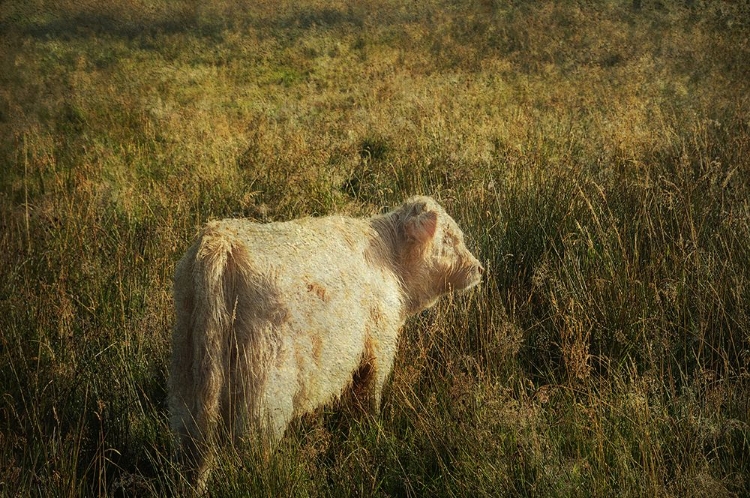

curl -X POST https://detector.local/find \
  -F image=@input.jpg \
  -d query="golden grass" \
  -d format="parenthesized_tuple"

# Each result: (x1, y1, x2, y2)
(1, 0, 748, 495)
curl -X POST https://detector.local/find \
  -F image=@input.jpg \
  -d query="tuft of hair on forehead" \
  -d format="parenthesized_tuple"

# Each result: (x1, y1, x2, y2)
(402, 196, 444, 214)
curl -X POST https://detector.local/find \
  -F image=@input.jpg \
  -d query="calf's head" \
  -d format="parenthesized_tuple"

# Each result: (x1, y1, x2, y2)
(389, 196, 483, 313)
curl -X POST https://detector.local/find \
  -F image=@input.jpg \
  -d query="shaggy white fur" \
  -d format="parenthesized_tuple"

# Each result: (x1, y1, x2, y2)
(168, 196, 483, 490)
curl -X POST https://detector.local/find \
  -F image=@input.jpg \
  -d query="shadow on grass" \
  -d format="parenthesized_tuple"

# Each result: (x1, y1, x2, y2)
(1, 2, 368, 42)
(2, 5, 204, 41)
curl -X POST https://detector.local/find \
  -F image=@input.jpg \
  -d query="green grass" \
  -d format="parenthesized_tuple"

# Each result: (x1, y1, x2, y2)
(1, 0, 749, 495)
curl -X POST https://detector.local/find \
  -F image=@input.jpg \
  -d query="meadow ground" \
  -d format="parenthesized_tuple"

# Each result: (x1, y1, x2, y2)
(0, 0, 748, 496)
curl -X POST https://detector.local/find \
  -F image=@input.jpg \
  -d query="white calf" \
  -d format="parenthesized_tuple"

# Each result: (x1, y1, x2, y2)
(168, 196, 483, 489)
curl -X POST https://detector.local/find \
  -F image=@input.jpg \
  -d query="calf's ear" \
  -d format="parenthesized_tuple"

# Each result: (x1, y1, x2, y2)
(404, 210, 438, 244)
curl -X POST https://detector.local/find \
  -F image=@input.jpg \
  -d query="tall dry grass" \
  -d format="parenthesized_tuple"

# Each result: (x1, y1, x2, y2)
(1, 0, 748, 495)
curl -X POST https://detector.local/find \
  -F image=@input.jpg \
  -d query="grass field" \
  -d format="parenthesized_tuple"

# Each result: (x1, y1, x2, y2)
(1, 0, 749, 495)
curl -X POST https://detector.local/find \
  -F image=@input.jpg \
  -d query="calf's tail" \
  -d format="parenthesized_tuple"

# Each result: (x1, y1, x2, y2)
(170, 229, 238, 491)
